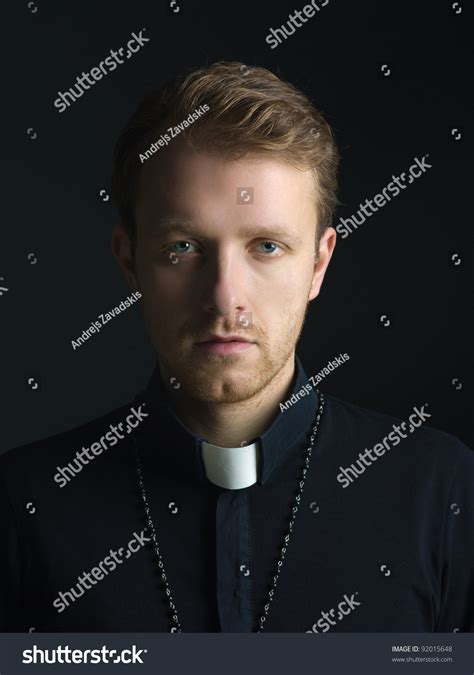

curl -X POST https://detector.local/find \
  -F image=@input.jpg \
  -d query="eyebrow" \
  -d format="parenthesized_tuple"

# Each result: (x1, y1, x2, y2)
(153, 218, 304, 245)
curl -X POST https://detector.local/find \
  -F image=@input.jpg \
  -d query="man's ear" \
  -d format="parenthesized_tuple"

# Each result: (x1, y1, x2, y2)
(309, 226, 337, 301)
(111, 224, 139, 293)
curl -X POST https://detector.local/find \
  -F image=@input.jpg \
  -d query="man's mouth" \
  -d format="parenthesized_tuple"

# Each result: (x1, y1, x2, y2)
(195, 334, 255, 355)
(196, 334, 252, 344)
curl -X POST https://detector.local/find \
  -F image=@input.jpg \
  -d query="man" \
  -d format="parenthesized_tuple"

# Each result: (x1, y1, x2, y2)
(1, 61, 473, 633)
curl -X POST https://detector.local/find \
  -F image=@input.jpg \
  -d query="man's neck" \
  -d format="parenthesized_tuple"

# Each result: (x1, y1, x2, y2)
(162, 356, 296, 448)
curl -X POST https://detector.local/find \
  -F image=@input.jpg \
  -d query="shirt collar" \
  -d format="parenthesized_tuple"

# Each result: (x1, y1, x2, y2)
(200, 440, 259, 490)
(133, 354, 318, 488)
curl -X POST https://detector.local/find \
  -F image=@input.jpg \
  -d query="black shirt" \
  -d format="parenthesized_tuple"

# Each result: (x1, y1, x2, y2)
(1, 355, 473, 632)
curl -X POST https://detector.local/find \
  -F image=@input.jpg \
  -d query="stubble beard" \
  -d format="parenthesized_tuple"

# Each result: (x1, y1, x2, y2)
(159, 301, 310, 405)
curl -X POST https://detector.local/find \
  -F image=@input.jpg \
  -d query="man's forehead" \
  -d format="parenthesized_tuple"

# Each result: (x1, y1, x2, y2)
(138, 143, 315, 188)
(135, 144, 318, 225)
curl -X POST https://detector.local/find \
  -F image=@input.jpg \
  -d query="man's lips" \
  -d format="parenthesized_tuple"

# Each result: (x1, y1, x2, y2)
(196, 334, 253, 344)
(194, 335, 255, 354)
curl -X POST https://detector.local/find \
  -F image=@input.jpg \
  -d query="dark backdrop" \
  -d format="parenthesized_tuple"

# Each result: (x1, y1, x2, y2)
(1, 0, 472, 452)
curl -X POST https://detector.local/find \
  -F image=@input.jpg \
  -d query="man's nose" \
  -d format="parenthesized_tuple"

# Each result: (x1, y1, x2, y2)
(200, 248, 246, 318)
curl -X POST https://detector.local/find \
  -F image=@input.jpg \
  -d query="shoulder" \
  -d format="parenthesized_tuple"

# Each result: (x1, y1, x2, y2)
(0, 401, 135, 478)
(321, 393, 472, 477)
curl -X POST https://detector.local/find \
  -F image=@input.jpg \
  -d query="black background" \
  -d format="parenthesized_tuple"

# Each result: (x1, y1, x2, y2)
(1, 0, 472, 452)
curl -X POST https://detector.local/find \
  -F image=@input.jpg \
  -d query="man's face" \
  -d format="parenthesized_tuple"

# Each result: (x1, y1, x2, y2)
(113, 142, 336, 403)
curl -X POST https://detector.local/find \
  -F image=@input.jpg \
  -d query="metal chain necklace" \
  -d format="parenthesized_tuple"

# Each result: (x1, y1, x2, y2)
(133, 390, 325, 633)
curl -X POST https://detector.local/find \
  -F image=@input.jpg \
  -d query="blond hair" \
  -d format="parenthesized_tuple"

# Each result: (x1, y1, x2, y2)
(112, 61, 339, 245)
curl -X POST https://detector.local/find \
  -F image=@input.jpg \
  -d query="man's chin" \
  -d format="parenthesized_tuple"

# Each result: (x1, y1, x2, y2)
(175, 374, 258, 404)
(169, 351, 262, 403)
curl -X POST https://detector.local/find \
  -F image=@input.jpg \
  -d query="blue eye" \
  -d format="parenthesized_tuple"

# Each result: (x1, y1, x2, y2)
(256, 241, 282, 255)
(170, 241, 196, 254)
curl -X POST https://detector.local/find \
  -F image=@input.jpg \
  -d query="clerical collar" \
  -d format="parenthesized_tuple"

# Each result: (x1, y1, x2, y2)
(200, 439, 260, 490)
(133, 354, 319, 489)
